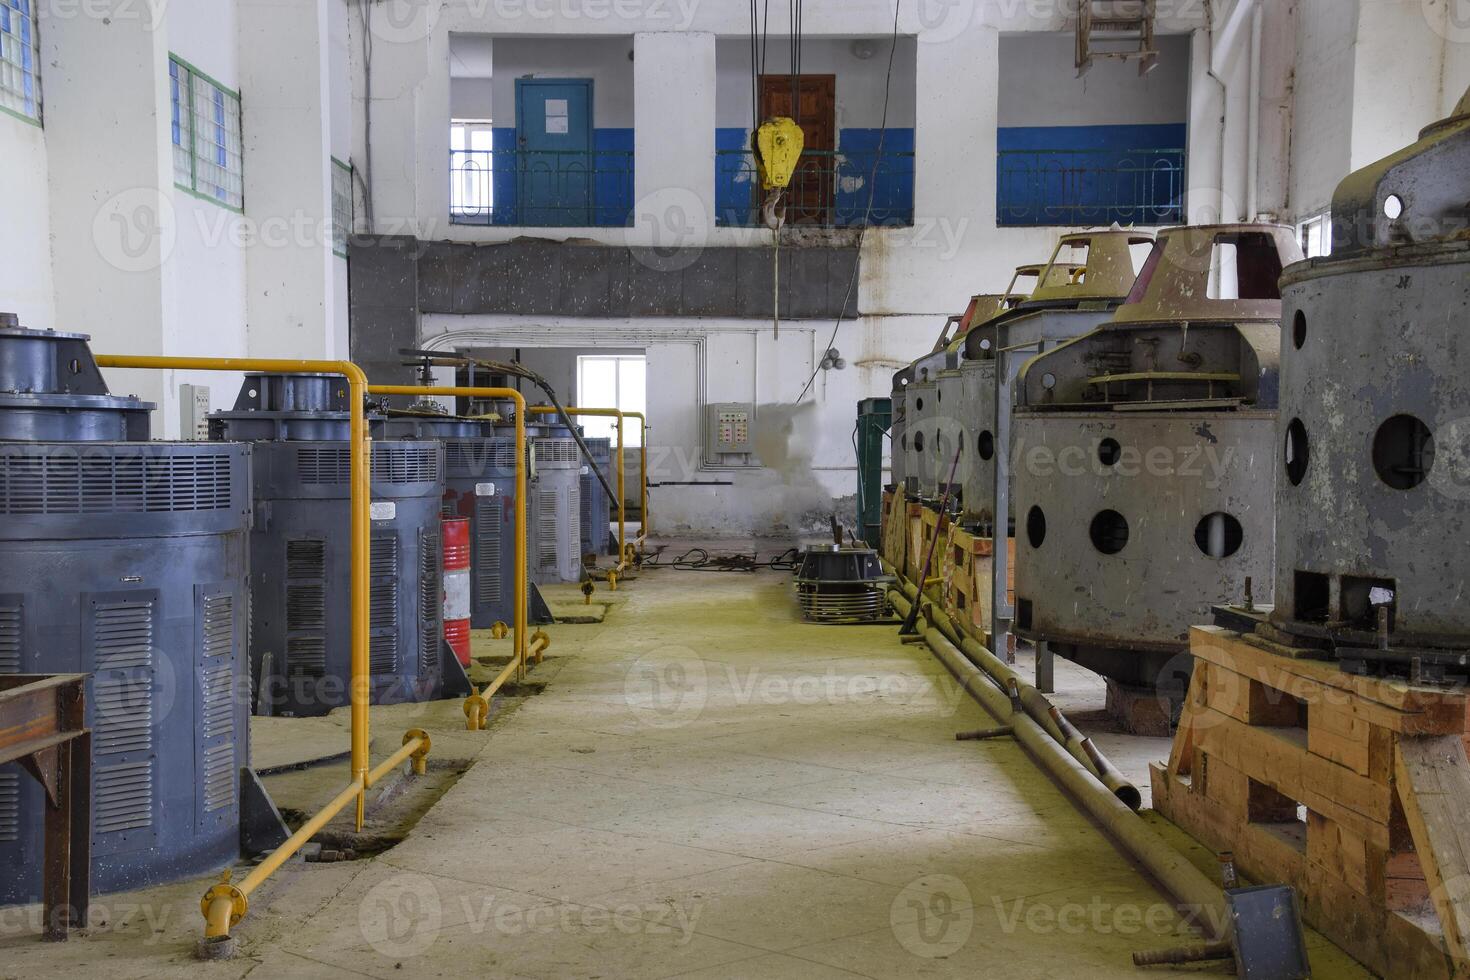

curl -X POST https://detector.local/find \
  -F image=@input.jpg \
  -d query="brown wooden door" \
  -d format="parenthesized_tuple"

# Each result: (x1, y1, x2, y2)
(759, 74, 836, 226)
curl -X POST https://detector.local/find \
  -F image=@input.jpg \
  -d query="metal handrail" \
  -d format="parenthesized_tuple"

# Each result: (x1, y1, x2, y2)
(450, 147, 634, 226)
(714, 147, 916, 228)
(996, 145, 1185, 227)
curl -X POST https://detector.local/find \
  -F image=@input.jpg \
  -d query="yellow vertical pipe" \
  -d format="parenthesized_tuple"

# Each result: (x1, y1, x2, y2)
(369, 386, 528, 671)
(624, 411, 649, 550)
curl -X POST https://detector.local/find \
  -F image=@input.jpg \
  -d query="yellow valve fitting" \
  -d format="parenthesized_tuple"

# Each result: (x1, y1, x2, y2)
(490, 621, 509, 640)
(404, 729, 432, 774)
(463, 694, 490, 731)
(607, 570, 618, 591)
(531, 629, 550, 663)
(200, 877, 247, 936)
(755, 117, 805, 190)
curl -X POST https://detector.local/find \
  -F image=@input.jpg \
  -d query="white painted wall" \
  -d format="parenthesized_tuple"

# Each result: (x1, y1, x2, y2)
(485, 36, 635, 126)
(0, 113, 54, 328)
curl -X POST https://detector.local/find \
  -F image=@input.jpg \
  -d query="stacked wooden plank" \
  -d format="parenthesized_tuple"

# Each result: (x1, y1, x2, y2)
(1153, 625, 1470, 978)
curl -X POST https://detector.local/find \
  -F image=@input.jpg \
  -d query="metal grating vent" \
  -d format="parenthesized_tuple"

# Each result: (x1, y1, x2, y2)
(375, 446, 440, 483)
(287, 637, 326, 678)
(419, 529, 440, 674)
(201, 743, 236, 813)
(533, 439, 579, 465)
(475, 498, 502, 603)
(0, 772, 17, 842)
(94, 760, 154, 834)
(200, 662, 235, 740)
(537, 489, 558, 568)
(0, 603, 19, 673)
(369, 533, 400, 674)
(94, 601, 154, 671)
(286, 539, 327, 677)
(298, 446, 440, 485)
(93, 678, 154, 756)
(202, 594, 233, 658)
(297, 447, 350, 485)
(445, 438, 516, 471)
(0, 450, 234, 514)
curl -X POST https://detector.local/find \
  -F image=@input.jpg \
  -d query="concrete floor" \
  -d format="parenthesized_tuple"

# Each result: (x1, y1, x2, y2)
(0, 550, 1367, 978)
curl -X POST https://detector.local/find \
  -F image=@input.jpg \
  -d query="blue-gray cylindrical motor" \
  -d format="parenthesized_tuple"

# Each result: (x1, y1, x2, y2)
(0, 316, 253, 904)
(581, 436, 613, 560)
(378, 404, 519, 629)
(528, 417, 583, 585)
(210, 374, 447, 717)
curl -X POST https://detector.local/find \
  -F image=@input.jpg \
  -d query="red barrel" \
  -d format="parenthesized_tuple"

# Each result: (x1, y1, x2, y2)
(443, 518, 472, 666)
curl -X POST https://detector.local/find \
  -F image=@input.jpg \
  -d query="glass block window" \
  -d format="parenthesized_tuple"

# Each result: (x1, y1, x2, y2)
(331, 158, 353, 258)
(0, 0, 41, 122)
(169, 56, 243, 210)
(169, 60, 192, 186)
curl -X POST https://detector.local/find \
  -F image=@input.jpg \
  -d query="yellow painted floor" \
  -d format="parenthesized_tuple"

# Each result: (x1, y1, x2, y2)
(0, 557, 1368, 978)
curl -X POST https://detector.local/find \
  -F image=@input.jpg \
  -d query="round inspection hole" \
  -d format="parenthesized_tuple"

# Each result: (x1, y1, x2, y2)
(1384, 194, 1405, 220)
(1089, 510, 1129, 555)
(901, 434, 908, 451)
(1026, 506, 1047, 549)
(69, 358, 81, 375)
(915, 397, 925, 412)
(1292, 310, 1307, 350)
(937, 388, 943, 402)
(1042, 372, 1057, 390)
(1098, 438, 1122, 466)
(1373, 414, 1435, 490)
(978, 431, 995, 461)
(913, 430, 925, 453)
(1194, 512, 1244, 559)
(1285, 418, 1309, 486)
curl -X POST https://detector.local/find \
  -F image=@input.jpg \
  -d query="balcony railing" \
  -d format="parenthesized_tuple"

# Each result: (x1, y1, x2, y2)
(715, 147, 915, 228)
(450, 148, 634, 227)
(997, 147, 1185, 227)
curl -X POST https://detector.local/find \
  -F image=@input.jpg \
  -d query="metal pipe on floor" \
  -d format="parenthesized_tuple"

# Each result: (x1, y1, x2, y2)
(885, 578, 1141, 810)
(914, 623, 1227, 940)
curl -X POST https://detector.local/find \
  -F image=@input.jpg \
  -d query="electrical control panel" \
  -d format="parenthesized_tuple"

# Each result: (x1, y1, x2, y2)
(180, 383, 211, 440)
(706, 402, 754, 457)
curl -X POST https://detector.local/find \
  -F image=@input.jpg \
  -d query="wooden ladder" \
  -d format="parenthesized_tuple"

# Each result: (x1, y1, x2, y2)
(1076, 0, 1159, 77)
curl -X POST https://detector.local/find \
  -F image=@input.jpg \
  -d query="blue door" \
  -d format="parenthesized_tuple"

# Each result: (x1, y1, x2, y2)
(515, 78, 593, 226)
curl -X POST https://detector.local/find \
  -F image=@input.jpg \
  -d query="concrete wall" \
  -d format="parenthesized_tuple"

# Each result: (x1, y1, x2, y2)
(486, 37, 635, 126)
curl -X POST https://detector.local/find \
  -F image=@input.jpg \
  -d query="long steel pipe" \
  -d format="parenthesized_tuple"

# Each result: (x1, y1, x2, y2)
(884, 572, 1140, 809)
(622, 410, 650, 552)
(913, 622, 1227, 939)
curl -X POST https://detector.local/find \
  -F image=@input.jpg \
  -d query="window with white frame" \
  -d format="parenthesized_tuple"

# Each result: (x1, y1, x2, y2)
(331, 158, 353, 258)
(170, 56, 243, 210)
(450, 120, 494, 220)
(1299, 212, 1332, 259)
(0, 0, 41, 123)
(577, 355, 646, 448)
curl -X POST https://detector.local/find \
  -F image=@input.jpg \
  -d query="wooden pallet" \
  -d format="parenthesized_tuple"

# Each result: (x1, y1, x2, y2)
(939, 524, 1015, 638)
(878, 491, 906, 572)
(1152, 625, 1470, 978)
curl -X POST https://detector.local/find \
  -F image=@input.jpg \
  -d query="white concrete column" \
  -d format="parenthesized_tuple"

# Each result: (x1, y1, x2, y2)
(43, 3, 174, 412)
(239, 0, 338, 359)
(631, 31, 716, 245)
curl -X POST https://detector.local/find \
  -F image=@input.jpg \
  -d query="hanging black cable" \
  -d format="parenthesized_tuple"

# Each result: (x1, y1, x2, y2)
(794, 0, 902, 404)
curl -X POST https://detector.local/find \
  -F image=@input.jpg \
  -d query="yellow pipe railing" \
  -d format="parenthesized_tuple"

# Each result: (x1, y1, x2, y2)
(371, 385, 535, 731)
(94, 356, 442, 949)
